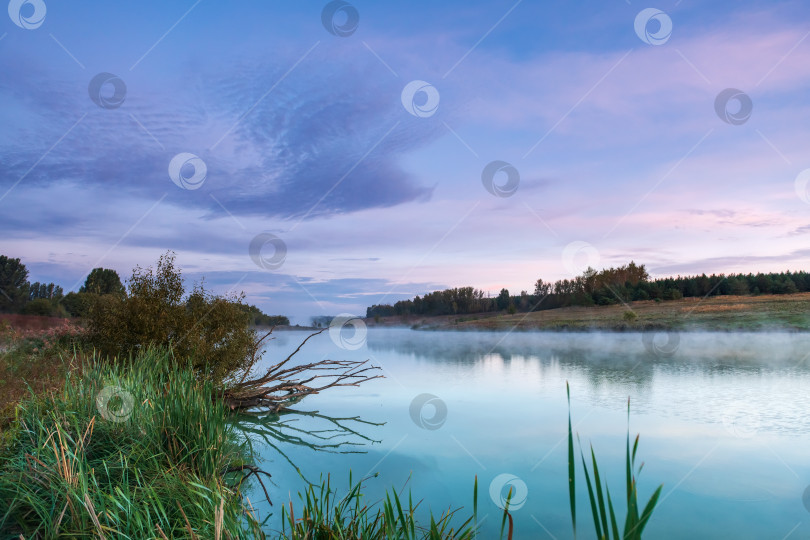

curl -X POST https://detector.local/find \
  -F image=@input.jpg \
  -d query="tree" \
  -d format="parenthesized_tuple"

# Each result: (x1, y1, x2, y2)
(242, 304, 289, 326)
(496, 288, 510, 310)
(534, 279, 551, 297)
(28, 281, 63, 301)
(777, 278, 799, 295)
(725, 276, 747, 296)
(311, 316, 332, 328)
(0, 255, 29, 313)
(663, 288, 683, 301)
(80, 268, 125, 297)
(62, 291, 95, 318)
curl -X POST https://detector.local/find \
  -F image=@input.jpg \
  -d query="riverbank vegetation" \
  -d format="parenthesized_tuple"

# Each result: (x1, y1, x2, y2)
(380, 291, 810, 332)
(367, 262, 810, 318)
(0, 253, 287, 325)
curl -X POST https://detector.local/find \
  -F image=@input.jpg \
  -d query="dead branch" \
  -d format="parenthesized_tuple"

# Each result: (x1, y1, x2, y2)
(223, 330, 383, 413)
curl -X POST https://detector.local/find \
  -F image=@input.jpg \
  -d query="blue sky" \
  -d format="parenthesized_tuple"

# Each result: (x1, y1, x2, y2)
(2, 0, 810, 323)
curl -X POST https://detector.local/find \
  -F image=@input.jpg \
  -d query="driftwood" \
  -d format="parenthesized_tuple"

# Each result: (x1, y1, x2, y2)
(222, 328, 383, 412)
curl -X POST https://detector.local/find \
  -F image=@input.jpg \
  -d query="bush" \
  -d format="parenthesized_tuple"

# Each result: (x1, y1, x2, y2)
(623, 310, 638, 322)
(20, 298, 54, 316)
(85, 253, 255, 385)
(662, 288, 683, 301)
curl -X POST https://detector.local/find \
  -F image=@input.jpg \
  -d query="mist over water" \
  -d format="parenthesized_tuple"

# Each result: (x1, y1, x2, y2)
(248, 329, 810, 538)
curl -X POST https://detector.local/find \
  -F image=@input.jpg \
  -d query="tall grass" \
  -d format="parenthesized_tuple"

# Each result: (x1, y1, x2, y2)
(567, 382, 663, 539)
(279, 473, 483, 540)
(0, 349, 264, 538)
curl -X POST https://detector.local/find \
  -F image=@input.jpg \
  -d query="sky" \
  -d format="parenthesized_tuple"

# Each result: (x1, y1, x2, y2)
(2, 0, 810, 323)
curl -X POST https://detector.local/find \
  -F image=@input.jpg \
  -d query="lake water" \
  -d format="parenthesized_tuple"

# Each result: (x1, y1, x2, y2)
(246, 328, 810, 539)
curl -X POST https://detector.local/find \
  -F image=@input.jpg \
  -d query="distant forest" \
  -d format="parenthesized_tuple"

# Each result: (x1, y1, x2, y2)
(366, 262, 809, 318)
(0, 254, 289, 326)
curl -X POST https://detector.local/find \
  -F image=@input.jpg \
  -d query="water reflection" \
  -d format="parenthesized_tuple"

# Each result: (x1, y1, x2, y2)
(236, 408, 383, 483)
(367, 329, 810, 369)
(366, 329, 810, 434)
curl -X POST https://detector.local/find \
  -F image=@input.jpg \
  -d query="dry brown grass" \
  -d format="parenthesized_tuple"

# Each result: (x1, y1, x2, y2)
(0, 317, 83, 429)
(0, 313, 70, 332)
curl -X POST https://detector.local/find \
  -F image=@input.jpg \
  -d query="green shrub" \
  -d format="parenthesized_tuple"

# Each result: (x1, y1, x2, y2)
(623, 311, 638, 323)
(21, 298, 56, 317)
(85, 253, 255, 385)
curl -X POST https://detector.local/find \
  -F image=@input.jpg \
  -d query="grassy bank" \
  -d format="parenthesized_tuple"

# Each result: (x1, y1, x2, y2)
(0, 348, 486, 539)
(0, 350, 265, 538)
(368, 292, 810, 331)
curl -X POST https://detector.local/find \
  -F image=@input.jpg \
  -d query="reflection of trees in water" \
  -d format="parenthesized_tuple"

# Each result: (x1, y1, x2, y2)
(367, 330, 810, 433)
(236, 408, 383, 483)
(366, 329, 810, 390)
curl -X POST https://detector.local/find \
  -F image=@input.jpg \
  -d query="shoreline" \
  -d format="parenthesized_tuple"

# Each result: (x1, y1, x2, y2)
(362, 292, 810, 333)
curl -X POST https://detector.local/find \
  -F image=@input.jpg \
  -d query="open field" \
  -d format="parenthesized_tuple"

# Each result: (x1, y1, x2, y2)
(367, 293, 810, 331)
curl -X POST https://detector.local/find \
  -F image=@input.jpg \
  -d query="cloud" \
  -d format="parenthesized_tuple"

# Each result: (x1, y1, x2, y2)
(651, 248, 810, 276)
(0, 45, 442, 221)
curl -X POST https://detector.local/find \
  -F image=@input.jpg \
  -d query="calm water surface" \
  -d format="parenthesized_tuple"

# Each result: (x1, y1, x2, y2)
(246, 328, 810, 539)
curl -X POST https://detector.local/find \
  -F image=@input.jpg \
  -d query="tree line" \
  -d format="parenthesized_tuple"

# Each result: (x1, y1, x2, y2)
(0, 254, 288, 325)
(366, 261, 810, 318)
